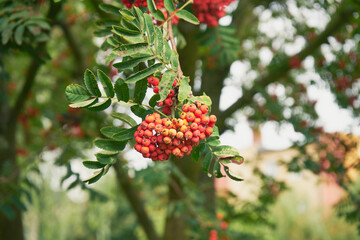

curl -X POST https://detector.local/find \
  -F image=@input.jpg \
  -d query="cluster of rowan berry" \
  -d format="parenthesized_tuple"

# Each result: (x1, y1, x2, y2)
(133, 102, 217, 161)
(147, 76, 176, 115)
(121, 0, 164, 9)
(193, 0, 235, 27)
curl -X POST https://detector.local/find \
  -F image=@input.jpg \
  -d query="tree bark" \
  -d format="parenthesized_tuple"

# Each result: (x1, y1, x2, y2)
(114, 162, 160, 240)
(0, 2, 62, 239)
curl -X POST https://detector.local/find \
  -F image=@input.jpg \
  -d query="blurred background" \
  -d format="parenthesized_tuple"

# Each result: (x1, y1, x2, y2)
(1, 0, 360, 239)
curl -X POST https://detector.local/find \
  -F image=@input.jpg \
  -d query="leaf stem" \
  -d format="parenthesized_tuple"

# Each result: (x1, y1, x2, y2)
(142, 103, 169, 118)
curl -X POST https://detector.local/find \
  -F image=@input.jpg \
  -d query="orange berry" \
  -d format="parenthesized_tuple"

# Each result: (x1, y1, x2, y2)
(176, 131, 184, 139)
(181, 146, 188, 153)
(194, 118, 201, 124)
(186, 112, 195, 122)
(193, 130, 200, 137)
(168, 89, 175, 97)
(141, 122, 148, 129)
(144, 130, 153, 137)
(165, 149, 172, 155)
(190, 123, 198, 131)
(141, 146, 149, 154)
(199, 132, 206, 140)
(205, 127, 213, 136)
(162, 128, 169, 136)
(135, 144, 142, 152)
(149, 144, 156, 152)
(180, 125, 187, 133)
(172, 147, 181, 156)
(135, 137, 142, 143)
(137, 130, 144, 137)
(185, 131, 193, 140)
(169, 129, 177, 137)
(194, 109, 202, 117)
(189, 104, 196, 112)
(177, 152, 184, 158)
(191, 137, 199, 144)
(155, 118, 162, 124)
(208, 122, 215, 128)
(165, 120, 173, 128)
(200, 105, 209, 114)
(176, 119, 184, 127)
(145, 115, 155, 123)
(209, 115, 217, 123)
(182, 104, 190, 112)
(180, 112, 186, 119)
(157, 135, 164, 143)
(164, 98, 173, 106)
(173, 138, 181, 146)
(155, 124, 163, 133)
(147, 122, 155, 130)
(142, 138, 151, 146)
(153, 113, 160, 119)
(198, 125, 205, 132)
(163, 137, 172, 144)
(201, 115, 209, 125)
(151, 136, 157, 143)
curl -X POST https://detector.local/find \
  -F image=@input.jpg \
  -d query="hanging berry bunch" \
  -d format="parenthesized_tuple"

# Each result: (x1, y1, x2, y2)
(121, 0, 234, 27)
(65, 0, 244, 184)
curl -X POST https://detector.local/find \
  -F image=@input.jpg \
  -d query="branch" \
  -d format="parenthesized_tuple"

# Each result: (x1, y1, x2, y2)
(114, 161, 160, 240)
(56, 21, 86, 76)
(218, 1, 356, 134)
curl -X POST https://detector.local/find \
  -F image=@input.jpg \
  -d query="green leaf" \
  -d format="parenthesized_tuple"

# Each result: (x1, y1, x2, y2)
(213, 145, 240, 156)
(84, 69, 101, 97)
(96, 155, 117, 165)
(213, 161, 225, 178)
(83, 161, 106, 169)
(134, 78, 148, 103)
(97, 69, 114, 98)
(159, 70, 177, 101)
(202, 152, 213, 173)
(14, 24, 25, 45)
(88, 98, 112, 111)
(111, 112, 137, 127)
(125, 63, 164, 83)
(163, 39, 171, 63)
(190, 93, 212, 106)
(223, 166, 243, 181)
(69, 98, 98, 108)
(94, 138, 127, 152)
(149, 94, 160, 107)
(212, 126, 219, 138)
(146, 0, 166, 21)
(113, 56, 155, 72)
(207, 138, 221, 146)
(65, 84, 91, 102)
(121, 18, 141, 32)
(130, 105, 151, 119)
(95, 150, 119, 158)
(114, 78, 130, 102)
(154, 27, 164, 56)
(114, 43, 149, 58)
(99, 4, 121, 15)
(133, 7, 145, 30)
(112, 25, 141, 37)
(2, 22, 15, 45)
(84, 168, 105, 184)
(170, 50, 179, 70)
(178, 77, 191, 102)
(175, 9, 199, 25)
(112, 126, 138, 141)
(191, 143, 205, 163)
(164, 0, 176, 13)
(100, 126, 128, 138)
(144, 14, 155, 44)
(120, 9, 136, 21)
